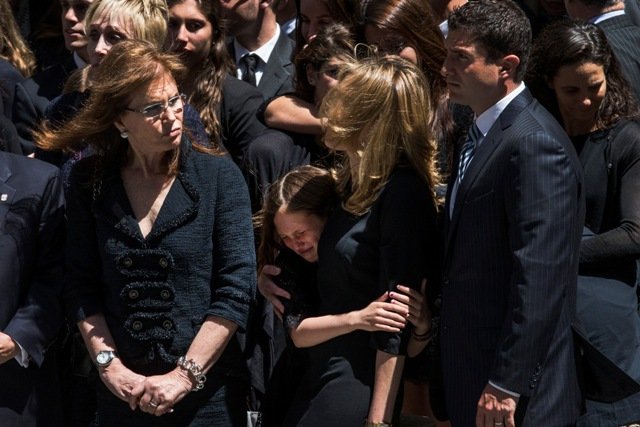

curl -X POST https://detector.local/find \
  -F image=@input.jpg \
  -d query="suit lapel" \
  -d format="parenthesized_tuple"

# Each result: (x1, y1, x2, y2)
(258, 32, 293, 97)
(444, 89, 534, 262)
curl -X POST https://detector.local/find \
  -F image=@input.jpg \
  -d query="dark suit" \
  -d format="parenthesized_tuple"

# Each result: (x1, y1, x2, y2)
(0, 58, 25, 121)
(597, 14, 640, 103)
(229, 30, 295, 100)
(0, 152, 65, 425)
(441, 89, 584, 426)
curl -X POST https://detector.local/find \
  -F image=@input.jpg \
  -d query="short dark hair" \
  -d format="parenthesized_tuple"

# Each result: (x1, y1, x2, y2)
(526, 19, 639, 129)
(448, 0, 532, 82)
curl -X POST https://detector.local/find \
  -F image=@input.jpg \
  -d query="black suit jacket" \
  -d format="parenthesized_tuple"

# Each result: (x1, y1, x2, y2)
(441, 89, 584, 426)
(597, 14, 640, 103)
(0, 152, 65, 424)
(229, 31, 295, 100)
(0, 58, 24, 121)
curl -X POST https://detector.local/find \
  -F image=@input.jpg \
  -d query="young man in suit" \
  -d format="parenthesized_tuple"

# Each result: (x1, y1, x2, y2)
(0, 150, 65, 425)
(220, 0, 295, 100)
(440, 1, 584, 425)
(564, 0, 640, 103)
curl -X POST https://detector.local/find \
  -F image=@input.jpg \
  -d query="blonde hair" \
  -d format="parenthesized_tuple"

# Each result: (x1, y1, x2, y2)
(85, 0, 169, 49)
(35, 40, 197, 176)
(321, 55, 441, 215)
(0, 0, 36, 77)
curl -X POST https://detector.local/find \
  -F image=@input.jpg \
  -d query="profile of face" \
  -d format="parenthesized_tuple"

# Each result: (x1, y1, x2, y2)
(299, 0, 333, 43)
(60, 0, 93, 52)
(273, 207, 326, 263)
(364, 24, 418, 65)
(550, 61, 606, 129)
(168, 0, 213, 68)
(442, 29, 504, 115)
(307, 57, 343, 105)
(115, 70, 184, 156)
(87, 11, 134, 66)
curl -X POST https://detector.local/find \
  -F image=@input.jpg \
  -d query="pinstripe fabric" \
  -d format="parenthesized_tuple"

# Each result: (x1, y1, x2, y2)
(597, 14, 640, 102)
(457, 123, 481, 184)
(441, 89, 584, 426)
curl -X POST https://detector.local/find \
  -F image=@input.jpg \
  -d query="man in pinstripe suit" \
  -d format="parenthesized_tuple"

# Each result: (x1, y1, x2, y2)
(440, 1, 585, 426)
(565, 0, 640, 102)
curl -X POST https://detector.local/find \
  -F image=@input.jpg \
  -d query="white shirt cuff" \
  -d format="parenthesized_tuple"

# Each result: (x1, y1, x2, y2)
(13, 339, 30, 368)
(489, 380, 520, 398)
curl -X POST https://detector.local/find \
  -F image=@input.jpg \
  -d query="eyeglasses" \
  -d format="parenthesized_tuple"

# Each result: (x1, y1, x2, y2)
(125, 94, 186, 119)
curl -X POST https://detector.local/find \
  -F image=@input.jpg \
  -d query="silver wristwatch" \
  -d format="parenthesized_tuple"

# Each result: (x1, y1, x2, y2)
(95, 350, 118, 368)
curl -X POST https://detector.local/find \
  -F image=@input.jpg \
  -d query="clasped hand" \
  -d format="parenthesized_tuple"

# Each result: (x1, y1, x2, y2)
(100, 358, 192, 416)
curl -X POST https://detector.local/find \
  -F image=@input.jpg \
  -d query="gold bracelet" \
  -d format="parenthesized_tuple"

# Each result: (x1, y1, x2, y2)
(363, 420, 392, 427)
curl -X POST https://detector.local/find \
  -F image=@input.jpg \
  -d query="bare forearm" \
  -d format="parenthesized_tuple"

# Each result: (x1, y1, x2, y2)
(368, 351, 405, 423)
(289, 312, 357, 348)
(184, 315, 237, 373)
(264, 95, 323, 135)
(77, 313, 117, 357)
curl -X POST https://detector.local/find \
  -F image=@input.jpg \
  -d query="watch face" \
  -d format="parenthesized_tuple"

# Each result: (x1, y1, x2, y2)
(96, 351, 113, 366)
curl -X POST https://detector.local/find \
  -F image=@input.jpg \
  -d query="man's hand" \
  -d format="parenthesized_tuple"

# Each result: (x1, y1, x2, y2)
(476, 383, 518, 427)
(0, 332, 18, 365)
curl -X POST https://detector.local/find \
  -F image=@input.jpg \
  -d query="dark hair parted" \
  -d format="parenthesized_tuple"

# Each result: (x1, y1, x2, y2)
(363, 0, 447, 108)
(526, 19, 639, 130)
(448, 0, 531, 82)
(167, 0, 234, 150)
(256, 165, 339, 268)
(294, 22, 356, 103)
(35, 41, 214, 176)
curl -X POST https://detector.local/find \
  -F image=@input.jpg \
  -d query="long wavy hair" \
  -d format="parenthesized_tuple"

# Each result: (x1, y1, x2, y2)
(526, 19, 640, 130)
(35, 41, 215, 177)
(167, 0, 235, 149)
(362, 0, 446, 113)
(256, 165, 339, 269)
(321, 55, 441, 215)
(0, 0, 36, 77)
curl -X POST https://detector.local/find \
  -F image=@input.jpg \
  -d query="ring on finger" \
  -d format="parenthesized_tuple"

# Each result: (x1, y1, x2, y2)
(149, 401, 159, 408)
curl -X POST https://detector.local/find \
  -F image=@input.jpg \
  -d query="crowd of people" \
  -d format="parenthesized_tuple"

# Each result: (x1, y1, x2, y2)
(0, 0, 639, 426)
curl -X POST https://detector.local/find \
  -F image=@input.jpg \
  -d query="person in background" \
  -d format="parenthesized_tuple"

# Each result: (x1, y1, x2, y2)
(0, 150, 65, 426)
(35, 40, 256, 426)
(527, 20, 640, 426)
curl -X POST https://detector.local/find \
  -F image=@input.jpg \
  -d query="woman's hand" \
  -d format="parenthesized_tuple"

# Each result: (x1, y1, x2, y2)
(258, 265, 291, 318)
(98, 358, 146, 403)
(390, 279, 431, 334)
(352, 292, 409, 332)
(128, 368, 193, 416)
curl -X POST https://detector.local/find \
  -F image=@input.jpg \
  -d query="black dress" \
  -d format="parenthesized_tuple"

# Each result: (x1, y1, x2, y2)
(282, 166, 442, 427)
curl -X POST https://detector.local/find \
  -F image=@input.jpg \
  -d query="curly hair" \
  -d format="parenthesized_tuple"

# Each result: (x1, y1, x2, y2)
(526, 19, 640, 130)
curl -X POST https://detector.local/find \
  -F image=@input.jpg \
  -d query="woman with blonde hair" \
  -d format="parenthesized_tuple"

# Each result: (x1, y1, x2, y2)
(36, 40, 255, 426)
(280, 55, 442, 427)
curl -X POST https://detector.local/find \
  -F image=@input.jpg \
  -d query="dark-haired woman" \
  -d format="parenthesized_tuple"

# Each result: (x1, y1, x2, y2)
(527, 20, 640, 426)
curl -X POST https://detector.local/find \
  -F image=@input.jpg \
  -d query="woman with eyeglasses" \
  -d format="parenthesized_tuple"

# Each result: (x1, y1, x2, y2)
(35, 40, 256, 426)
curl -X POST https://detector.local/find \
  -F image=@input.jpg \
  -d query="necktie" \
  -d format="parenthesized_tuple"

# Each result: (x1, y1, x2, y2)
(457, 123, 481, 183)
(240, 54, 259, 86)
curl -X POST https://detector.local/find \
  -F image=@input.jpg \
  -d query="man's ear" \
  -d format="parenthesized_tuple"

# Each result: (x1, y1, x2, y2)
(499, 54, 520, 79)
(306, 63, 317, 86)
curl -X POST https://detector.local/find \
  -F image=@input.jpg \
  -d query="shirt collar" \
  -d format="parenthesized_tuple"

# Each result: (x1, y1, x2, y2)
(475, 82, 526, 137)
(590, 9, 625, 24)
(73, 51, 87, 69)
(234, 24, 281, 65)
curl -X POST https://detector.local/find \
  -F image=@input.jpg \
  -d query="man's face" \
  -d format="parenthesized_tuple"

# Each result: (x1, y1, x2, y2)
(60, 0, 93, 51)
(218, 0, 260, 35)
(442, 29, 504, 115)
